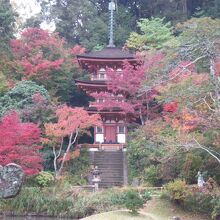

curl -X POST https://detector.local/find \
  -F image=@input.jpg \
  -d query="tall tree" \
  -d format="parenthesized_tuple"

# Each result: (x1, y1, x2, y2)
(177, 17, 220, 114)
(126, 17, 174, 50)
(38, 0, 135, 49)
(0, 0, 16, 53)
(11, 28, 85, 102)
(91, 54, 163, 125)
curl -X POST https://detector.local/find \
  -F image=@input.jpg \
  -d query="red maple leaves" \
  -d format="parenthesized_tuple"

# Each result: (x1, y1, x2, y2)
(0, 112, 43, 176)
(11, 28, 85, 79)
(163, 102, 178, 113)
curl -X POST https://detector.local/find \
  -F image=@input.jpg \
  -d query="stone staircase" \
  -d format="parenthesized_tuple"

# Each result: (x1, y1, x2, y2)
(89, 150, 127, 188)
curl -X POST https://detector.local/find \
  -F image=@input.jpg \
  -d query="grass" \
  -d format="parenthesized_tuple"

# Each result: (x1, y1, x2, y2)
(82, 197, 211, 220)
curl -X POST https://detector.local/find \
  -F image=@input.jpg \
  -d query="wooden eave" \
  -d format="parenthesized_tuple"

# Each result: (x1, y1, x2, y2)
(77, 57, 138, 69)
(75, 79, 106, 86)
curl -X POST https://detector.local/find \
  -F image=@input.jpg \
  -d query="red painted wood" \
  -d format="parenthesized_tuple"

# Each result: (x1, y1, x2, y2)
(105, 125, 116, 143)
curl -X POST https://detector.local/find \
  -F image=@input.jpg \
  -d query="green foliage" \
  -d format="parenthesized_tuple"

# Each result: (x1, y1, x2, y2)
(143, 165, 161, 186)
(184, 192, 213, 215)
(38, 0, 135, 49)
(65, 149, 90, 185)
(0, 80, 50, 117)
(165, 179, 190, 204)
(180, 153, 204, 184)
(126, 17, 174, 50)
(122, 190, 144, 214)
(0, 187, 123, 218)
(141, 190, 152, 202)
(127, 129, 167, 183)
(35, 171, 54, 187)
(0, 0, 16, 53)
(0, 187, 73, 217)
(0, 71, 8, 96)
(71, 190, 119, 218)
(212, 197, 220, 219)
(177, 17, 220, 64)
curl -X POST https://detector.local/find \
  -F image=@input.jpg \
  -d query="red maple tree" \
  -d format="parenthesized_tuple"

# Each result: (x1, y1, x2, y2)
(44, 105, 100, 179)
(11, 27, 85, 83)
(0, 111, 43, 176)
(90, 55, 163, 124)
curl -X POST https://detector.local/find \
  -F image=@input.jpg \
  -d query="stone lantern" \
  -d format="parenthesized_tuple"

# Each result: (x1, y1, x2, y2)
(91, 166, 101, 191)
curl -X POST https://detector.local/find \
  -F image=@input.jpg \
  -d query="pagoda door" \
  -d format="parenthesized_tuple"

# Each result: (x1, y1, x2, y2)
(105, 125, 116, 143)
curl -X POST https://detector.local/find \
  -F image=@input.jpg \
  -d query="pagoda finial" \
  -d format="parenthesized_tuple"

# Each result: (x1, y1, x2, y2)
(107, 0, 116, 47)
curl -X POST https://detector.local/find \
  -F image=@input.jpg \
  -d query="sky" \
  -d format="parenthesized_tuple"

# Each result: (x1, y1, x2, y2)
(11, 0, 41, 20)
(10, 0, 55, 31)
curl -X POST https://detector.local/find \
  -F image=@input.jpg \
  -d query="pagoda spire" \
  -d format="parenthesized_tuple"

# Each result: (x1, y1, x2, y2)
(107, 0, 116, 47)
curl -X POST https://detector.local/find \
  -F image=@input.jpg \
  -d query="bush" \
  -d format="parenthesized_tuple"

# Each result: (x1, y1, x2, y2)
(212, 197, 220, 220)
(184, 192, 213, 215)
(143, 165, 161, 186)
(0, 187, 73, 217)
(35, 171, 54, 187)
(141, 190, 152, 202)
(165, 179, 190, 204)
(180, 153, 203, 184)
(0, 187, 124, 218)
(122, 190, 144, 214)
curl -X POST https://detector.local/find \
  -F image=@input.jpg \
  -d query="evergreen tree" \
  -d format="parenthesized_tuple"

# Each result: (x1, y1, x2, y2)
(0, 0, 17, 53)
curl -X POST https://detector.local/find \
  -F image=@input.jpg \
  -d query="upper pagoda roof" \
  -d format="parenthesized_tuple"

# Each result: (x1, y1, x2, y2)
(77, 47, 135, 60)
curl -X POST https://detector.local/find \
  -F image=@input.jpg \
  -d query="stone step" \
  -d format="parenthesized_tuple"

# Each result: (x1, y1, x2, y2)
(89, 150, 127, 188)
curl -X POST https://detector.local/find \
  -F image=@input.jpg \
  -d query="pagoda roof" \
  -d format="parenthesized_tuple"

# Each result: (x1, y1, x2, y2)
(75, 79, 107, 86)
(77, 47, 135, 60)
(75, 79, 108, 92)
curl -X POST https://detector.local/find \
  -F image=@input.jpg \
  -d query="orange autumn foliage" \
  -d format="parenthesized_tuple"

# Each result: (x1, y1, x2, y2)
(164, 108, 199, 132)
(45, 105, 101, 138)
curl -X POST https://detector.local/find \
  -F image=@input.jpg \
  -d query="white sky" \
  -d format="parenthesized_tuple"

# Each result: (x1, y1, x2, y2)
(11, 0, 41, 20)
(10, 0, 55, 31)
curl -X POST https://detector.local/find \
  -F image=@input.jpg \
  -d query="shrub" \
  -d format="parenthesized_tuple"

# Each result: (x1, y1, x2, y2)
(122, 190, 144, 214)
(212, 197, 220, 220)
(143, 165, 161, 186)
(35, 171, 54, 187)
(0, 187, 123, 218)
(111, 192, 125, 205)
(165, 179, 190, 204)
(70, 189, 121, 218)
(184, 192, 213, 215)
(0, 187, 73, 217)
(180, 153, 203, 184)
(141, 190, 152, 202)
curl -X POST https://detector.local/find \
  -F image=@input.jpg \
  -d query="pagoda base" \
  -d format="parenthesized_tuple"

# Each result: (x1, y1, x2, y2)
(78, 143, 126, 151)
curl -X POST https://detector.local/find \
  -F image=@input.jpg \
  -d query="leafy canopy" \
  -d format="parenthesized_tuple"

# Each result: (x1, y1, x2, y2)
(0, 111, 43, 175)
(11, 28, 85, 102)
(0, 80, 50, 117)
(126, 17, 174, 50)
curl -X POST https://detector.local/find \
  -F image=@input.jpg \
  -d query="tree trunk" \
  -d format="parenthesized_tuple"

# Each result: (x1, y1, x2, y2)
(55, 131, 78, 179)
(210, 58, 220, 115)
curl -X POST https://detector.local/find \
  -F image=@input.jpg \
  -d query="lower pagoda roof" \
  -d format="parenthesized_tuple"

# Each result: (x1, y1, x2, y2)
(75, 79, 107, 92)
(75, 79, 106, 86)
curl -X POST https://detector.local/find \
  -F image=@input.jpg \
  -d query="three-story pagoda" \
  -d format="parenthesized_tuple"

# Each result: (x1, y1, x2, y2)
(76, 0, 137, 150)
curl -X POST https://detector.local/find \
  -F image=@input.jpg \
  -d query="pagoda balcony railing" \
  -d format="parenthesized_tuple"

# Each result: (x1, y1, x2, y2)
(91, 75, 108, 81)
(89, 99, 124, 107)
